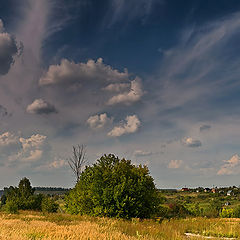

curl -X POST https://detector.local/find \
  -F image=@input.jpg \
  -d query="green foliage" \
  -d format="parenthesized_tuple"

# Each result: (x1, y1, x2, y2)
(189, 202, 204, 217)
(0, 194, 6, 206)
(204, 199, 222, 218)
(233, 206, 240, 218)
(4, 200, 18, 214)
(220, 208, 234, 218)
(166, 202, 191, 218)
(4, 178, 42, 211)
(2, 178, 58, 213)
(65, 154, 158, 219)
(41, 197, 59, 213)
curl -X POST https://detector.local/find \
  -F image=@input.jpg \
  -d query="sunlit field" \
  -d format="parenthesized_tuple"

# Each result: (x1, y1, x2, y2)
(0, 211, 240, 240)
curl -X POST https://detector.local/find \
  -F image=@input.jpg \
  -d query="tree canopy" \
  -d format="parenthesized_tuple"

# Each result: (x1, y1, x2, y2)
(65, 154, 159, 219)
(1, 177, 58, 213)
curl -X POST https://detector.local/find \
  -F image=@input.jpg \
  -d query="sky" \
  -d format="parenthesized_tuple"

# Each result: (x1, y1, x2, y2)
(1, 0, 240, 189)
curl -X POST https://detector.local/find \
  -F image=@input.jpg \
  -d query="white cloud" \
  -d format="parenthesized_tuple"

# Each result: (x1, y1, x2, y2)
(49, 159, 67, 169)
(108, 115, 140, 137)
(156, 13, 240, 110)
(0, 19, 4, 32)
(217, 154, 240, 175)
(168, 160, 183, 169)
(103, 83, 130, 92)
(3, 133, 48, 163)
(0, 19, 19, 75)
(18, 134, 47, 162)
(26, 99, 57, 115)
(107, 77, 143, 105)
(0, 132, 19, 147)
(39, 58, 129, 86)
(182, 137, 202, 148)
(87, 113, 112, 130)
(20, 134, 46, 151)
(134, 150, 152, 157)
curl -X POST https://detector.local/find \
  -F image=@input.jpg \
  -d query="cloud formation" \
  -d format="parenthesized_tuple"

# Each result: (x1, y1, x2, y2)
(134, 150, 152, 157)
(108, 115, 140, 137)
(26, 99, 57, 115)
(0, 132, 48, 163)
(87, 113, 112, 130)
(49, 158, 67, 169)
(182, 137, 202, 148)
(103, 82, 130, 92)
(107, 77, 143, 105)
(0, 132, 19, 148)
(0, 19, 19, 75)
(39, 58, 129, 86)
(217, 154, 240, 175)
(168, 160, 183, 169)
(18, 134, 47, 162)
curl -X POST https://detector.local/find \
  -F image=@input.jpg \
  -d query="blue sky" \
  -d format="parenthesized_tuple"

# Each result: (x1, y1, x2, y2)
(0, 0, 240, 188)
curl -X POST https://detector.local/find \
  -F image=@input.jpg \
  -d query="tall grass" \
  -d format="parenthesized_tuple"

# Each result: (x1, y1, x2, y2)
(0, 211, 240, 239)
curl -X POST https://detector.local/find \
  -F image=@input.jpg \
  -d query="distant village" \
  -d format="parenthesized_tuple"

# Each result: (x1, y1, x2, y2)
(160, 186, 239, 196)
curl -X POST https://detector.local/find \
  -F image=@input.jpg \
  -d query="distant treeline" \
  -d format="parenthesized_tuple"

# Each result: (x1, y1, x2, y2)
(34, 187, 70, 191)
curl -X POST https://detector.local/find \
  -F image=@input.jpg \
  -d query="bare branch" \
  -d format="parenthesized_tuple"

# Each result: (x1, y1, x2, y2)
(67, 144, 87, 183)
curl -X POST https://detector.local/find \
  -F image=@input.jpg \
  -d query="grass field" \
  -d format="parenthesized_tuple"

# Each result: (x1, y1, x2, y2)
(0, 211, 240, 239)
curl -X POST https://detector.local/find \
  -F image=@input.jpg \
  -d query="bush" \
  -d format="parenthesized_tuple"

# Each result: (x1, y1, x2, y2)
(4, 178, 43, 211)
(233, 206, 240, 218)
(220, 208, 234, 218)
(4, 200, 18, 214)
(65, 154, 159, 219)
(167, 203, 191, 218)
(41, 197, 59, 213)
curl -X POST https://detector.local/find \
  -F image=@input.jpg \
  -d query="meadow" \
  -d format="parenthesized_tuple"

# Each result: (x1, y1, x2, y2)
(0, 211, 240, 240)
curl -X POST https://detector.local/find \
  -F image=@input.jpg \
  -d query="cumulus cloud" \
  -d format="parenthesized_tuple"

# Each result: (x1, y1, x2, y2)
(18, 134, 47, 162)
(0, 132, 19, 147)
(168, 160, 183, 169)
(103, 83, 130, 92)
(200, 124, 211, 132)
(182, 137, 202, 148)
(0, 19, 19, 75)
(0, 132, 48, 163)
(108, 115, 140, 137)
(26, 99, 57, 115)
(134, 150, 152, 157)
(217, 154, 240, 175)
(87, 113, 112, 130)
(39, 58, 129, 86)
(0, 132, 21, 158)
(107, 77, 143, 105)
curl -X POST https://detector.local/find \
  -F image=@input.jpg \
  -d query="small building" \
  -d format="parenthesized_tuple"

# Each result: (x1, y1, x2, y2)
(227, 190, 234, 196)
(181, 188, 189, 192)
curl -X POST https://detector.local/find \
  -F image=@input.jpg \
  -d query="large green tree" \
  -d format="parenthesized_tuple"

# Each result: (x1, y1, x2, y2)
(65, 154, 159, 219)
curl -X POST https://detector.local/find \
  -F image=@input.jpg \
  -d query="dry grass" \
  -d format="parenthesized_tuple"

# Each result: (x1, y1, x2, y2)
(0, 211, 240, 239)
